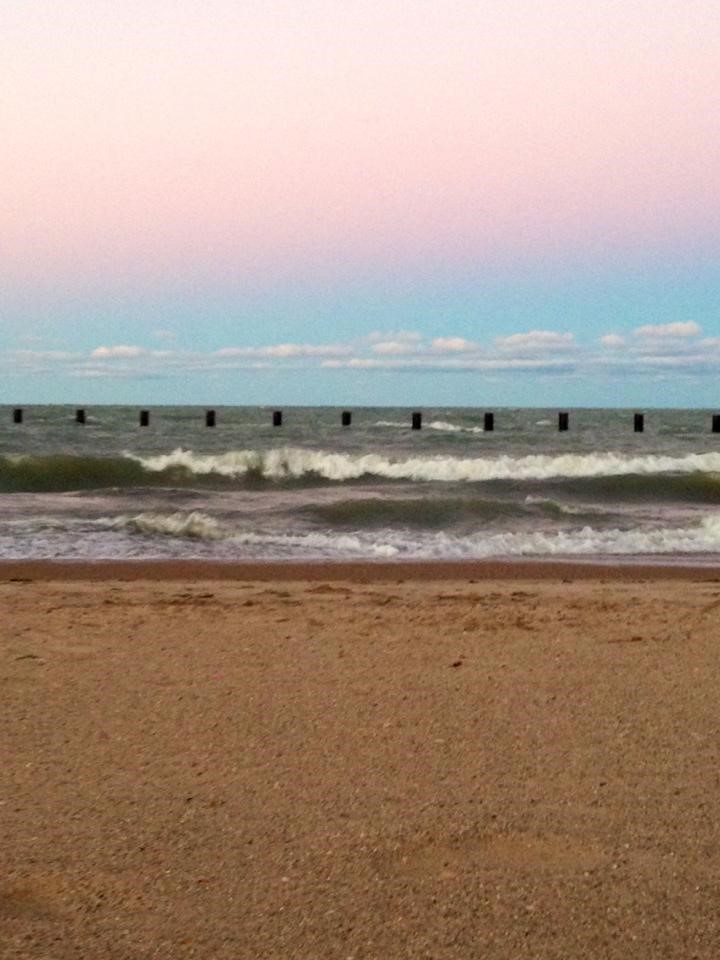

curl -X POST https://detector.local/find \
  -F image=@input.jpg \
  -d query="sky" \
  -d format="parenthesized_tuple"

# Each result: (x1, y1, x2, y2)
(2, 0, 719, 406)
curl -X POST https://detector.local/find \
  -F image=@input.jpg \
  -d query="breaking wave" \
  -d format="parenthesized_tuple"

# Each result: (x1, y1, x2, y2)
(4, 507, 720, 560)
(450, 513, 720, 559)
(3, 448, 720, 499)
(54, 511, 720, 559)
(101, 514, 400, 557)
(107, 511, 223, 539)
(0, 453, 149, 492)
(127, 447, 720, 487)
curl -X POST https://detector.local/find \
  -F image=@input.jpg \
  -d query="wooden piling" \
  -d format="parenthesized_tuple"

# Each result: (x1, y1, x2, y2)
(12, 408, 23, 424)
(341, 411, 352, 427)
(634, 413, 644, 433)
(139, 410, 150, 427)
(273, 410, 283, 427)
(205, 409, 216, 427)
(76, 408, 86, 425)
(712, 415, 720, 434)
(558, 411, 569, 432)
(411, 411, 422, 430)
(484, 412, 494, 432)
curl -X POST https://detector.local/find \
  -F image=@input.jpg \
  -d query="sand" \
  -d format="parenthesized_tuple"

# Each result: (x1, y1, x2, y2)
(3, 561, 720, 958)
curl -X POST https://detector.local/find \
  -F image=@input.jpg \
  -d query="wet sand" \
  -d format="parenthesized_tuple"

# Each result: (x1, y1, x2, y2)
(3, 562, 720, 958)
(2, 558, 720, 582)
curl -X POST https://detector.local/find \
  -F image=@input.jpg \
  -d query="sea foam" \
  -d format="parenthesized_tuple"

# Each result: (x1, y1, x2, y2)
(374, 419, 484, 433)
(108, 511, 223, 539)
(100, 508, 720, 559)
(126, 447, 720, 484)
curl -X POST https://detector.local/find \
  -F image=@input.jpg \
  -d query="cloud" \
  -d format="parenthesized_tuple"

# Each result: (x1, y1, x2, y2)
(263, 343, 350, 358)
(321, 356, 575, 373)
(323, 357, 392, 368)
(91, 345, 146, 359)
(216, 342, 351, 359)
(69, 367, 167, 381)
(430, 337, 479, 353)
(634, 321, 701, 339)
(495, 330, 575, 353)
(371, 340, 420, 355)
(5, 325, 720, 384)
(600, 334, 625, 348)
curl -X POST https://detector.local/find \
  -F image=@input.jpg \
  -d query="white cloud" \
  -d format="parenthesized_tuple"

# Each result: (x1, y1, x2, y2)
(328, 357, 392, 368)
(69, 367, 165, 380)
(634, 321, 701, 339)
(372, 340, 420, 355)
(431, 337, 478, 353)
(321, 356, 575, 373)
(495, 330, 575, 353)
(264, 343, 351, 358)
(214, 347, 257, 358)
(6, 324, 720, 385)
(91, 345, 145, 359)
(216, 342, 351, 359)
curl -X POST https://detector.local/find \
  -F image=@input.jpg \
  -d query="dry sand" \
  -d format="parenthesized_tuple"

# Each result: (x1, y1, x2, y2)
(2, 561, 720, 958)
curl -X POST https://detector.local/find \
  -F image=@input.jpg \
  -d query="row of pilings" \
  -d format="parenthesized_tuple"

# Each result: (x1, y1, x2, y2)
(9, 408, 720, 432)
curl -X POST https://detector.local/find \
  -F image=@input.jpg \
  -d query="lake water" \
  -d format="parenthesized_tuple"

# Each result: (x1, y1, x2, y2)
(2, 405, 720, 563)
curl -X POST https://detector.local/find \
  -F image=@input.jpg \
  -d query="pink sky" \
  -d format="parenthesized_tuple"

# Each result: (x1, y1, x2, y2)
(3, 0, 720, 289)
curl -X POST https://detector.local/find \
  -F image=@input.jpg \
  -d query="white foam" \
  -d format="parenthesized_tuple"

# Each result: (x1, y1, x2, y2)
(5, 510, 720, 561)
(107, 511, 223, 540)
(251, 513, 720, 560)
(99, 512, 399, 556)
(126, 446, 720, 484)
(427, 420, 485, 434)
(523, 494, 606, 516)
(374, 419, 484, 433)
(97, 505, 720, 560)
(438, 513, 720, 558)
(228, 529, 399, 558)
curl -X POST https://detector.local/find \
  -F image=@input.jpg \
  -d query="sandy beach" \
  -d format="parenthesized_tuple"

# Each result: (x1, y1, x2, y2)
(3, 561, 720, 958)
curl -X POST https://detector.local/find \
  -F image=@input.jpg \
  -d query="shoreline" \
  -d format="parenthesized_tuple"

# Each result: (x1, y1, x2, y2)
(1, 557, 719, 581)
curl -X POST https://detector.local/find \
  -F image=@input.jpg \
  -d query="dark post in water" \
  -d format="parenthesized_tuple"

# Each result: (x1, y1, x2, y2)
(411, 411, 422, 430)
(558, 411, 569, 432)
(634, 413, 644, 433)
(273, 410, 283, 427)
(76, 408, 86, 425)
(13, 408, 23, 424)
(139, 410, 150, 427)
(712, 415, 720, 434)
(205, 409, 216, 427)
(341, 410, 352, 427)
(484, 412, 494, 432)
